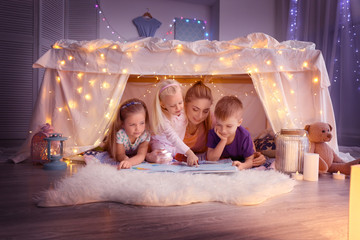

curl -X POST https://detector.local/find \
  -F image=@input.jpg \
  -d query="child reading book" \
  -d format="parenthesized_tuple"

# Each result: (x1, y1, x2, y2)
(206, 96, 254, 170)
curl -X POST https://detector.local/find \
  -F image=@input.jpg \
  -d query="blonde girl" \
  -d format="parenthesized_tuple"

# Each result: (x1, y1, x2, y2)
(148, 79, 198, 166)
(104, 98, 150, 169)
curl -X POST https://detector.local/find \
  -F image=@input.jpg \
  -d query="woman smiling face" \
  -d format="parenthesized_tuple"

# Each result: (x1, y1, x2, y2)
(186, 98, 212, 126)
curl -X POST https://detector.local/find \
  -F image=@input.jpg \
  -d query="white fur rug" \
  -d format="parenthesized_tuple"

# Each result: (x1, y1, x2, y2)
(36, 162, 296, 207)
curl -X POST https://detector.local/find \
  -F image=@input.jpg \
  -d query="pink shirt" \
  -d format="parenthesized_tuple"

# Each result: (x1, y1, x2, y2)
(150, 110, 189, 155)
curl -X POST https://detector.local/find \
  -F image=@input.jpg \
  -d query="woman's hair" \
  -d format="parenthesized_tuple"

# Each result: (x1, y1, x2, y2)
(104, 98, 149, 158)
(185, 81, 213, 133)
(214, 95, 243, 121)
(151, 79, 182, 134)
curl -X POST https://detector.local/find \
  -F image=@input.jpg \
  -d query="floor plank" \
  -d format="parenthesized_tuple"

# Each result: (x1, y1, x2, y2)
(0, 159, 350, 240)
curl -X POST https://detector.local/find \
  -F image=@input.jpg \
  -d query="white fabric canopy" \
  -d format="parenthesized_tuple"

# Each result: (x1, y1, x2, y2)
(12, 33, 337, 163)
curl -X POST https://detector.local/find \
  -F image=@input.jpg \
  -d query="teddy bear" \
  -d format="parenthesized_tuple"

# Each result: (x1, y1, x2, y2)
(304, 122, 360, 175)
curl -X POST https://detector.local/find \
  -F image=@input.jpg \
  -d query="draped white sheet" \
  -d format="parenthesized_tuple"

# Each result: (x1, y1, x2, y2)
(12, 33, 337, 163)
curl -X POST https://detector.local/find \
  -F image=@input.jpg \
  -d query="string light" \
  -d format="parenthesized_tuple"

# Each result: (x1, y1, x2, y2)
(287, 0, 299, 40)
(332, 0, 360, 89)
(94, 0, 208, 42)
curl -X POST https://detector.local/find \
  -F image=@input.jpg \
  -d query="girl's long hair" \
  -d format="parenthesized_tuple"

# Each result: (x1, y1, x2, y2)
(184, 80, 213, 136)
(151, 79, 182, 134)
(103, 98, 149, 158)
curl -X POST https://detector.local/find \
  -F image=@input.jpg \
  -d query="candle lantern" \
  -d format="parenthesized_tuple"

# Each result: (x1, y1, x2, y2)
(43, 133, 68, 170)
(31, 123, 55, 164)
(275, 129, 309, 173)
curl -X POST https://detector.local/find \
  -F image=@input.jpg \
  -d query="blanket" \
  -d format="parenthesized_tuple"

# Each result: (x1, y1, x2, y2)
(35, 161, 296, 207)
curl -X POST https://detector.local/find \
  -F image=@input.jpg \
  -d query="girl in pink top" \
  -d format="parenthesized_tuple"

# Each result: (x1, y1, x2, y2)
(147, 79, 198, 166)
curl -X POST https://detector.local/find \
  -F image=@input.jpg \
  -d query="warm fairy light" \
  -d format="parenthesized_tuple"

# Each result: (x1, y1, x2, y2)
(109, 99, 114, 107)
(77, 72, 84, 79)
(313, 77, 319, 83)
(73, 149, 78, 154)
(254, 68, 259, 73)
(112, 45, 117, 49)
(105, 112, 111, 119)
(85, 94, 91, 100)
(266, 60, 271, 65)
(279, 66, 284, 70)
(46, 117, 52, 124)
(60, 60, 65, 65)
(303, 61, 308, 67)
(122, 69, 128, 74)
(77, 87, 83, 94)
(100, 53, 105, 59)
(102, 68, 107, 73)
(58, 107, 63, 112)
(89, 80, 95, 86)
(68, 100, 77, 109)
(320, 110, 323, 115)
(277, 50, 283, 54)
(219, 57, 224, 61)
(176, 48, 182, 53)
(273, 83, 277, 87)
(56, 76, 61, 82)
(126, 52, 132, 58)
(287, 73, 294, 79)
(290, 89, 295, 94)
(53, 44, 62, 49)
(102, 82, 110, 88)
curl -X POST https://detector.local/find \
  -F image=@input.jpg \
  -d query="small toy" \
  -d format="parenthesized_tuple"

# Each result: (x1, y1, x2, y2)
(305, 122, 360, 175)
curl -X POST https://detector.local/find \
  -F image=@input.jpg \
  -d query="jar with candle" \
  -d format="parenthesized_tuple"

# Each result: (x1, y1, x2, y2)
(275, 129, 309, 173)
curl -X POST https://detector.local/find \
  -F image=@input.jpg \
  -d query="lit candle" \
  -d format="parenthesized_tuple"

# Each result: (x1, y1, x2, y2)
(303, 153, 319, 181)
(291, 171, 304, 180)
(349, 165, 360, 240)
(332, 171, 345, 180)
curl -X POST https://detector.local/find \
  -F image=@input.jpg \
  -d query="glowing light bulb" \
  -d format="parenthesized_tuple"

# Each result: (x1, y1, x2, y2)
(102, 82, 110, 88)
(68, 56, 73, 60)
(290, 89, 295, 94)
(89, 80, 95, 86)
(266, 60, 271, 65)
(102, 68, 107, 73)
(77, 87, 83, 94)
(303, 62, 308, 67)
(85, 94, 91, 100)
(279, 66, 284, 70)
(58, 107, 63, 112)
(100, 53, 105, 59)
(60, 60, 65, 65)
(313, 77, 319, 83)
(77, 72, 84, 79)
(112, 45, 117, 49)
(219, 57, 224, 61)
(56, 76, 61, 82)
(122, 69, 128, 74)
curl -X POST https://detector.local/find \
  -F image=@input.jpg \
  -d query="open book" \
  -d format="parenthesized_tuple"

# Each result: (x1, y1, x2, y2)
(86, 152, 237, 174)
(130, 160, 237, 173)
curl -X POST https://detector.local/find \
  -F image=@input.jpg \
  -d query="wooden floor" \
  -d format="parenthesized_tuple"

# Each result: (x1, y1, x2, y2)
(0, 154, 351, 240)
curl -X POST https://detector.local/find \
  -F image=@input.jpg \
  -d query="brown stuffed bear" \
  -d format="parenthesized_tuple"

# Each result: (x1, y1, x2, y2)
(304, 122, 360, 175)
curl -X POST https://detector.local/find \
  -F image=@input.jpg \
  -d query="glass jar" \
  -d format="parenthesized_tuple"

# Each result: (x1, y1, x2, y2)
(275, 129, 309, 173)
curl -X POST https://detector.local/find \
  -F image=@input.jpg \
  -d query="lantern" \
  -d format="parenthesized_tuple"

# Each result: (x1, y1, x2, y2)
(31, 123, 55, 164)
(43, 133, 68, 170)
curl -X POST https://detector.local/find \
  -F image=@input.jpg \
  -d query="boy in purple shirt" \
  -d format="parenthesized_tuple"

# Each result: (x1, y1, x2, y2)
(207, 96, 254, 170)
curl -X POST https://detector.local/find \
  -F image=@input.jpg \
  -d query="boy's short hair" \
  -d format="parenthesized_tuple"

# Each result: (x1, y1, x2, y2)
(214, 96, 243, 121)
